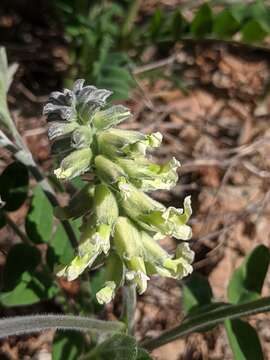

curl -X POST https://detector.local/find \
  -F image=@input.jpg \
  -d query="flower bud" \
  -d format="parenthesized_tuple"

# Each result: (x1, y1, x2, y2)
(125, 257, 149, 294)
(96, 251, 124, 304)
(48, 121, 79, 141)
(57, 228, 100, 281)
(113, 217, 142, 258)
(93, 105, 131, 130)
(94, 184, 119, 226)
(123, 132, 162, 157)
(118, 180, 164, 223)
(96, 281, 116, 304)
(71, 125, 93, 149)
(95, 155, 126, 184)
(113, 217, 148, 294)
(97, 129, 144, 159)
(79, 222, 111, 256)
(54, 148, 92, 180)
(119, 181, 192, 240)
(75, 86, 112, 124)
(141, 231, 194, 279)
(117, 156, 180, 191)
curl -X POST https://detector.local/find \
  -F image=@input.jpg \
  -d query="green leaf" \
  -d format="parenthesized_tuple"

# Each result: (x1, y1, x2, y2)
(142, 296, 270, 351)
(213, 9, 240, 38)
(136, 349, 153, 360)
(0, 162, 29, 211)
(52, 331, 85, 360)
(2, 243, 41, 290)
(89, 268, 106, 300)
(47, 223, 75, 268)
(149, 8, 164, 38)
(171, 10, 186, 39)
(225, 319, 264, 360)
(228, 245, 270, 304)
(182, 272, 213, 315)
(0, 243, 58, 306)
(0, 271, 58, 307)
(190, 3, 213, 37)
(230, 3, 248, 23)
(83, 334, 152, 360)
(25, 185, 53, 243)
(241, 19, 268, 43)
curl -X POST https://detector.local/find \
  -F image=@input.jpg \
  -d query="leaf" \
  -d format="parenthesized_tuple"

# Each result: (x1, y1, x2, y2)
(230, 3, 248, 23)
(171, 10, 185, 39)
(142, 296, 270, 351)
(47, 223, 75, 268)
(89, 268, 106, 300)
(149, 8, 164, 38)
(25, 185, 53, 243)
(136, 349, 153, 360)
(0, 243, 58, 306)
(52, 331, 85, 360)
(228, 245, 270, 304)
(0, 271, 58, 307)
(213, 9, 240, 38)
(95, 53, 134, 101)
(241, 19, 268, 43)
(84, 334, 139, 360)
(225, 319, 264, 360)
(2, 243, 41, 290)
(190, 3, 213, 37)
(0, 162, 29, 211)
(182, 272, 213, 315)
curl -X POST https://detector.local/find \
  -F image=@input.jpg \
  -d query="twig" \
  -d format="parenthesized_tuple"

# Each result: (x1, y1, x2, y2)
(4, 213, 31, 245)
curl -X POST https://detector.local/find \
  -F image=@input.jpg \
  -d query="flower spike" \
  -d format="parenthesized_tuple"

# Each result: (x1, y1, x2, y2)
(44, 80, 194, 302)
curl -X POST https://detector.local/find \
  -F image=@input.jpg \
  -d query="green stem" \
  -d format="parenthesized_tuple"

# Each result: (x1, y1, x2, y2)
(141, 297, 270, 351)
(122, 284, 137, 335)
(0, 314, 125, 339)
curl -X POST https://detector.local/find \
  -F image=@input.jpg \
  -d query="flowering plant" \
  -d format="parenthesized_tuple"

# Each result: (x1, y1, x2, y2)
(44, 79, 194, 304)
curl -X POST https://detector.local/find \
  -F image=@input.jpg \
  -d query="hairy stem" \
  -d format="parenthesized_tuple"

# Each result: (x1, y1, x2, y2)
(0, 314, 125, 339)
(122, 284, 137, 335)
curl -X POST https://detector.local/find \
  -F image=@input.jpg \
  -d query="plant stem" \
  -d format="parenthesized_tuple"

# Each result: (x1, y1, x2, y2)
(141, 296, 270, 351)
(0, 314, 125, 339)
(122, 284, 137, 335)
(4, 213, 31, 245)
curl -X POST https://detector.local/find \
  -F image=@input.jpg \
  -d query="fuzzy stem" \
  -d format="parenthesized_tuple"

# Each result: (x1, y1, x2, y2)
(0, 314, 125, 339)
(122, 284, 137, 335)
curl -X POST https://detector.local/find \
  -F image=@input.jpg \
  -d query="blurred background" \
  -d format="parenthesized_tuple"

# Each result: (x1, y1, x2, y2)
(0, 0, 270, 359)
